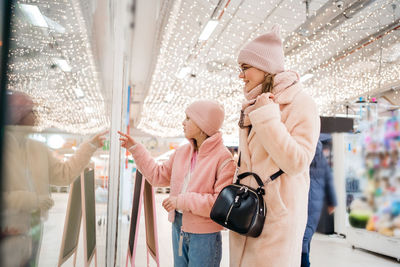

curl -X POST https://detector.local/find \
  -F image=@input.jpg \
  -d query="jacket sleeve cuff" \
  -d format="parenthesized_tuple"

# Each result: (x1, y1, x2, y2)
(78, 141, 98, 156)
(177, 194, 186, 211)
(327, 198, 338, 207)
(128, 144, 138, 152)
(88, 141, 98, 149)
(249, 103, 280, 125)
(128, 143, 144, 157)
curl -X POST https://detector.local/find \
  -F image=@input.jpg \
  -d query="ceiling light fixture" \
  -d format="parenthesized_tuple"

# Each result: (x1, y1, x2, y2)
(53, 58, 72, 72)
(199, 19, 219, 41)
(300, 73, 314, 82)
(73, 87, 85, 98)
(176, 66, 192, 79)
(44, 16, 66, 34)
(18, 3, 48, 28)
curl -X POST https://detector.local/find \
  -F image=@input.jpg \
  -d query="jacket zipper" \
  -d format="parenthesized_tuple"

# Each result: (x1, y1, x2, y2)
(178, 227, 184, 256)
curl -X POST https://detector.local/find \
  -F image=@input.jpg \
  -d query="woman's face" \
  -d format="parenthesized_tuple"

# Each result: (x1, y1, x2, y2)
(238, 64, 266, 93)
(19, 109, 37, 126)
(182, 115, 202, 139)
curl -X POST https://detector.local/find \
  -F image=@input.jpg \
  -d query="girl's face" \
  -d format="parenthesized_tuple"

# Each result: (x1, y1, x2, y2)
(182, 115, 202, 139)
(238, 64, 266, 93)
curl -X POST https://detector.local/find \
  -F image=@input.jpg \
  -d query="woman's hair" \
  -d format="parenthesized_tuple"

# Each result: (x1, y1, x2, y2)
(261, 73, 275, 93)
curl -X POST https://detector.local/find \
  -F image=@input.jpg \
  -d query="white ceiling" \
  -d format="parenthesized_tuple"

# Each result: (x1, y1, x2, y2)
(133, 0, 400, 137)
(6, 0, 400, 137)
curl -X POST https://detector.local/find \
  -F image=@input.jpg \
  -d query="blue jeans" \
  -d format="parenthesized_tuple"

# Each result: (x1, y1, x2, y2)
(172, 212, 222, 267)
(301, 252, 310, 267)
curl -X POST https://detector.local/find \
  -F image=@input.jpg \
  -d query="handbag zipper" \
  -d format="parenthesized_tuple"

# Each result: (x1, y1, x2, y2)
(230, 184, 258, 196)
(227, 185, 266, 216)
(225, 195, 241, 224)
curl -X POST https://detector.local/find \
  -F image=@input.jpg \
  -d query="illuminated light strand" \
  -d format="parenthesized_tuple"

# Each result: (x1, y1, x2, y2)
(7, 0, 109, 134)
(138, 0, 399, 137)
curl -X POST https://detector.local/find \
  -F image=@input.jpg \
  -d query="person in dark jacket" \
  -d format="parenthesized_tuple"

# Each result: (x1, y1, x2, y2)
(301, 139, 337, 267)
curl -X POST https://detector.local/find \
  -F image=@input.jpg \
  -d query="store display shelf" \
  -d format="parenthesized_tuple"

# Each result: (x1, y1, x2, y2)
(346, 227, 400, 261)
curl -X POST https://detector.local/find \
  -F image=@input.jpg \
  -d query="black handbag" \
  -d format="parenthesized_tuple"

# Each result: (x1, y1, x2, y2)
(210, 154, 283, 237)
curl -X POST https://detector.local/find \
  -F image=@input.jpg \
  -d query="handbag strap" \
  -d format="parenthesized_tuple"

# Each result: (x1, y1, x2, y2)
(236, 172, 264, 187)
(236, 152, 283, 186)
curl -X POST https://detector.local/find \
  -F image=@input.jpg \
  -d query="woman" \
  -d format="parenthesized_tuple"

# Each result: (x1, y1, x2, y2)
(229, 25, 320, 267)
(118, 100, 236, 267)
(302, 139, 337, 267)
(0, 90, 107, 266)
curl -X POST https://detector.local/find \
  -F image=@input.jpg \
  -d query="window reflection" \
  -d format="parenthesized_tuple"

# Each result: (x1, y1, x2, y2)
(1, 91, 108, 266)
(1, 1, 111, 266)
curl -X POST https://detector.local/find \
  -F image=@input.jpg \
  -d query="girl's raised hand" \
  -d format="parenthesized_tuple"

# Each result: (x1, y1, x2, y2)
(118, 131, 137, 149)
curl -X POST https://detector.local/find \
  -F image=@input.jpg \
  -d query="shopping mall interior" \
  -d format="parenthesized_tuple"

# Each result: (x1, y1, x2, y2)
(0, 0, 400, 266)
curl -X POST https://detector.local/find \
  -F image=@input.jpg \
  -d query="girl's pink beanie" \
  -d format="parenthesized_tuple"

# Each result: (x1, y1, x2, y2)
(185, 100, 225, 136)
(237, 24, 285, 74)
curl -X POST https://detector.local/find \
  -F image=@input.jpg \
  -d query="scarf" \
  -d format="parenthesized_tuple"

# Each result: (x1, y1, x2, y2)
(239, 70, 300, 128)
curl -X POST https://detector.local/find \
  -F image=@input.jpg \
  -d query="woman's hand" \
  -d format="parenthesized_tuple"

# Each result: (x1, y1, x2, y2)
(327, 206, 336, 215)
(38, 195, 55, 211)
(90, 130, 109, 148)
(241, 99, 256, 112)
(118, 131, 137, 149)
(253, 93, 274, 110)
(162, 196, 178, 212)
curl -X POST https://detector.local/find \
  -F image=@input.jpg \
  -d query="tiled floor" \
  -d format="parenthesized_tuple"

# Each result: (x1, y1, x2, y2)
(310, 234, 399, 267)
(38, 193, 400, 267)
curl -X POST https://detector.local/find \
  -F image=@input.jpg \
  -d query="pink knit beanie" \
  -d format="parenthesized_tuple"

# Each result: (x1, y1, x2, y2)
(238, 24, 285, 74)
(6, 90, 34, 125)
(185, 100, 225, 136)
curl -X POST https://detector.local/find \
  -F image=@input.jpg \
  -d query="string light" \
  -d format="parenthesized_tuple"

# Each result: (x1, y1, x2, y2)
(138, 0, 400, 137)
(7, 0, 109, 134)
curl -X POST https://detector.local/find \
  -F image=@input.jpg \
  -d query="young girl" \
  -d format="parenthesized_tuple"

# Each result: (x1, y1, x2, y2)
(118, 100, 235, 267)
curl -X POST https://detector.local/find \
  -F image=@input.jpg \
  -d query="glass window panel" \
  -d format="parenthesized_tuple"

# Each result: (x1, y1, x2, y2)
(0, 1, 115, 266)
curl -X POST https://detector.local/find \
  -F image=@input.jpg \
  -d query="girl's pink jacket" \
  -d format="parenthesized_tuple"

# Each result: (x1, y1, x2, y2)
(128, 132, 236, 233)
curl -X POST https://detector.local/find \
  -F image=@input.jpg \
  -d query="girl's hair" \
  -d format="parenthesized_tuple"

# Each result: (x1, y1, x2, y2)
(261, 73, 275, 93)
(192, 132, 209, 151)
(193, 139, 198, 150)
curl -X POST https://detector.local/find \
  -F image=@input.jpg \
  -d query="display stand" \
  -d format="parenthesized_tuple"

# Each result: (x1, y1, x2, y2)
(335, 132, 400, 260)
(126, 171, 145, 267)
(126, 171, 160, 267)
(58, 174, 82, 267)
(143, 180, 160, 266)
(332, 133, 347, 236)
(58, 170, 98, 267)
(81, 170, 98, 267)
